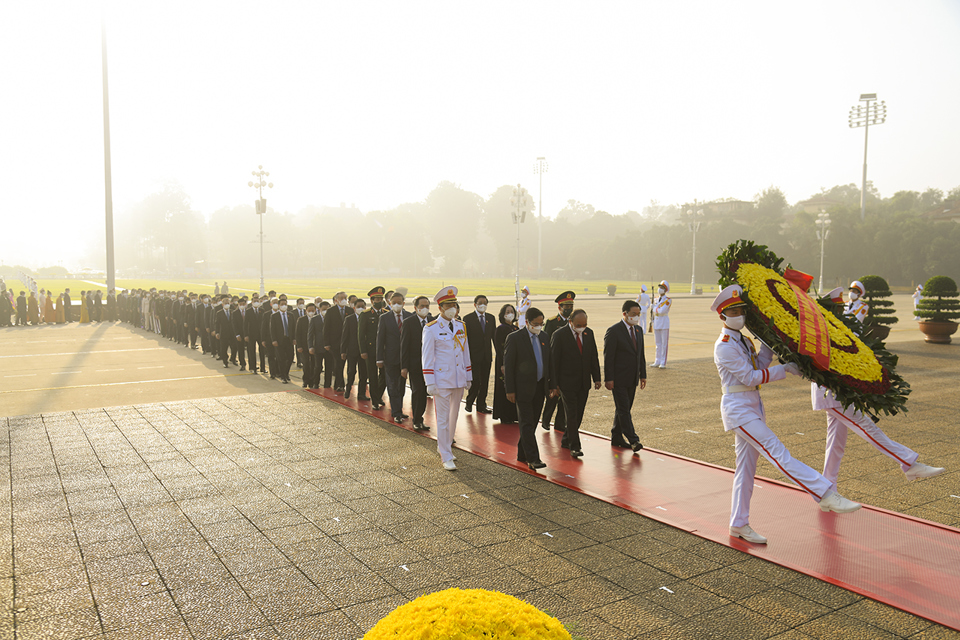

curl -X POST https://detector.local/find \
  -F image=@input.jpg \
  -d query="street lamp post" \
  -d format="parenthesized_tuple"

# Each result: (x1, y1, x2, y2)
(248, 166, 273, 297)
(685, 201, 704, 295)
(533, 157, 548, 275)
(816, 210, 831, 293)
(511, 184, 529, 308)
(848, 93, 887, 222)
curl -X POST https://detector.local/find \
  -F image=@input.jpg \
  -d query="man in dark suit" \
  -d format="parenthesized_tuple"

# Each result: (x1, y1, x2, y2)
(15, 292, 27, 326)
(603, 300, 647, 453)
(541, 291, 575, 432)
(504, 307, 557, 471)
(463, 294, 495, 414)
(63, 289, 72, 322)
(197, 295, 211, 354)
(244, 295, 262, 372)
(206, 296, 220, 357)
(262, 298, 278, 378)
(231, 298, 249, 371)
(377, 292, 413, 423)
(358, 287, 388, 408)
(295, 302, 316, 388)
(216, 297, 236, 368)
(551, 309, 602, 458)
(323, 291, 349, 391)
(307, 301, 326, 389)
(401, 296, 432, 430)
(292, 298, 307, 369)
(271, 300, 296, 383)
(339, 299, 364, 398)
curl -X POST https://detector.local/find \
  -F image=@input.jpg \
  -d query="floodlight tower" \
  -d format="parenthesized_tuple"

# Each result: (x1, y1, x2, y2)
(848, 93, 887, 221)
(816, 210, 831, 293)
(248, 166, 273, 296)
(511, 184, 529, 308)
(686, 201, 704, 295)
(533, 157, 548, 275)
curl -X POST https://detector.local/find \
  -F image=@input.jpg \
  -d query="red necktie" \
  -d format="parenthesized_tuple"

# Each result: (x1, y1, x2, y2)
(576, 332, 583, 354)
(398, 315, 402, 331)
(631, 326, 637, 349)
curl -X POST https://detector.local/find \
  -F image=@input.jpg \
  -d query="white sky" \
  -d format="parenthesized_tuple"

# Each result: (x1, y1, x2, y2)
(2, 0, 959, 268)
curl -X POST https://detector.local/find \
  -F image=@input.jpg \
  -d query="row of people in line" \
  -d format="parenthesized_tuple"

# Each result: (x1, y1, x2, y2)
(1, 287, 113, 326)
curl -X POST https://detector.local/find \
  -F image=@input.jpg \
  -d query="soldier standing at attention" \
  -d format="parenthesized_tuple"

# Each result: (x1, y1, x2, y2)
(636, 285, 651, 333)
(359, 287, 389, 409)
(844, 280, 869, 325)
(517, 285, 531, 329)
(652, 280, 672, 368)
(422, 287, 473, 471)
(540, 291, 574, 432)
(711, 285, 861, 545)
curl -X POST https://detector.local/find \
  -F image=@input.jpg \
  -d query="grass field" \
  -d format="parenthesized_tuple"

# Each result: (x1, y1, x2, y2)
(13, 277, 725, 300)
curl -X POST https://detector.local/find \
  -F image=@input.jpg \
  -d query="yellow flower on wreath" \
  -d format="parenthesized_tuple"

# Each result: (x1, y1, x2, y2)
(363, 587, 573, 640)
(735, 263, 883, 383)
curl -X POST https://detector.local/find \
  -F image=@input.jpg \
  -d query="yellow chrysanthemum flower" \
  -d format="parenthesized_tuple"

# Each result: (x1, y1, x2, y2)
(363, 588, 573, 640)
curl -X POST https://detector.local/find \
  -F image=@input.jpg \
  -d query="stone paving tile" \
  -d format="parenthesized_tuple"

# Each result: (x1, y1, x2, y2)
(4, 393, 960, 640)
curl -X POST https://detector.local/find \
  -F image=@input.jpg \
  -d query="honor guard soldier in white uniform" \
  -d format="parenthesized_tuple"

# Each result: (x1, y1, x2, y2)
(652, 280, 672, 368)
(636, 285, 651, 333)
(912, 284, 923, 317)
(845, 280, 869, 325)
(812, 289, 944, 489)
(712, 285, 861, 545)
(517, 285, 531, 330)
(422, 286, 473, 470)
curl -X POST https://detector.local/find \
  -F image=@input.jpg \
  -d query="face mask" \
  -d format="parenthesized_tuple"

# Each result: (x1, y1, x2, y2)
(203, 298, 209, 304)
(658, 288, 666, 295)
(239, 304, 246, 310)
(355, 306, 365, 314)
(849, 292, 860, 301)
(272, 303, 279, 311)
(724, 315, 746, 331)
(442, 307, 457, 320)
(253, 302, 261, 308)
(339, 299, 349, 307)
(417, 307, 429, 318)
(391, 303, 402, 313)
(529, 324, 543, 335)
(626, 315, 641, 326)
(476, 304, 487, 313)
(191, 299, 197, 304)
(504, 312, 515, 322)
(280, 305, 288, 312)
(573, 326, 586, 334)
(373, 300, 385, 310)
(560, 305, 573, 317)
(307, 311, 315, 318)
(298, 303, 304, 310)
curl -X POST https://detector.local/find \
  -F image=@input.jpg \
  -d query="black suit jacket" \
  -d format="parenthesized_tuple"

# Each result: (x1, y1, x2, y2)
(504, 328, 555, 398)
(16, 295, 26, 313)
(271, 310, 295, 343)
(309, 314, 325, 352)
(377, 310, 413, 366)
(295, 314, 311, 349)
(551, 324, 601, 393)
(464, 311, 496, 366)
(323, 305, 350, 351)
(400, 313, 432, 373)
(216, 308, 235, 339)
(603, 321, 646, 386)
(260, 310, 273, 344)
(244, 308, 261, 341)
(339, 313, 358, 357)
(232, 308, 248, 339)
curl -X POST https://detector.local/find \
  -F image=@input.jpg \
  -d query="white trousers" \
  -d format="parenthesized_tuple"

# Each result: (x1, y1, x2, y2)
(731, 419, 833, 528)
(823, 407, 918, 488)
(653, 329, 669, 366)
(433, 387, 464, 463)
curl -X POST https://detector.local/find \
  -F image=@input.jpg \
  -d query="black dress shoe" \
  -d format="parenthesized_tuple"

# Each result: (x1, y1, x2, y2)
(401, 413, 409, 419)
(611, 440, 630, 449)
(302, 383, 308, 389)
(372, 403, 382, 410)
(270, 375, 277, 380)
(357, 395, 370, 401)
(240, 366, 246, 372)
(477, 407, 492, 414)
(344, 389, 351, 399)
(571, 449, 584, 458)
(541, 422, 551, 431)
(465, 404, 473, 412)
(393, 416, 404, 424)
(631, 442, 644, 452)
(527, 461, 546, 470)
(223, 363, 229, 368)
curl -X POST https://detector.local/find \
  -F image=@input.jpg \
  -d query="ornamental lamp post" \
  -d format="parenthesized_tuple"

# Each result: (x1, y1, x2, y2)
(686, 202, 704, 295)
(248, 165, 273, 296)
(848, 93, 887, 222)
(511, 184, 529, 308)
(533, 157, 548, 275)
(816, 210, 831, 293)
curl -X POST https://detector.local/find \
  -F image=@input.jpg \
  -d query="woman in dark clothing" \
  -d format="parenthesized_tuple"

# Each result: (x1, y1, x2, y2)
(492, 303, 519, 424)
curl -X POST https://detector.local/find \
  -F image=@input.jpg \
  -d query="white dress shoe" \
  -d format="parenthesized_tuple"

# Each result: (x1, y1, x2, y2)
(818, 490, 861, 513)
(730, 524, 767, 544)
(443, 460, 457, 471)
(904, 462, 945, 481)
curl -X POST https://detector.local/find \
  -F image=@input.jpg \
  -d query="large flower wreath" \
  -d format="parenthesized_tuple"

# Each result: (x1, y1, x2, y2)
(716, 240, 909, 419)
(363, 588, 573, 639)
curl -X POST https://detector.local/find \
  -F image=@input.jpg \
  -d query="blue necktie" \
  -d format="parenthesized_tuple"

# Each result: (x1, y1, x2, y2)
(480, 313, 485, 332)
(531, 332, 543, 381)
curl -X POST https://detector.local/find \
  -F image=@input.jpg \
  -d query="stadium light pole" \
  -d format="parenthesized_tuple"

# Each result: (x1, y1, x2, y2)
(248, 166, 273, 297)
(533, 157, 548, 275)
(848, 93, 887, 222)
(510, 184, 529, 308)
(101, 19, 116, 294)
(816, 210, 831, 293)
(685, 201, 704, 295)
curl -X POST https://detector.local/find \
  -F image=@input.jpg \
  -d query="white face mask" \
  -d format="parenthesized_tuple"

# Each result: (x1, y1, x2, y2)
(391, 303, 402, 313)
(280, 304, 288, 312)
(476, 304, 487, 313)
(658, 287, 666, 295)
(416, 307, 429, 318)
(253, 302, 261, 308)
(298, 303, 305, 310)
(625, 315, 641, 326)
(849, 292, 860, 301)
(239, 304, 246, 311)
(272, 303, 279, 311)
(573, 326, 586, 334)
(504, 312, 515, 322)
(355, 306, 365, 314)
(529, 324, 543, 335)
(339, 299, 349, 307)
(724, 315, 746, 331)
(307, 311, 315, 318)
(442, 307, 457, 320)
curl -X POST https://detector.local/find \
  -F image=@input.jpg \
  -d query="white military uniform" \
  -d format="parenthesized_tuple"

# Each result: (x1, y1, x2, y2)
(912, 285, 923, 317)
(652, 281, 671, 367)
(517, 288, 531, 329)
(636, 289, 651, 333)
(422, 291, 473, 465)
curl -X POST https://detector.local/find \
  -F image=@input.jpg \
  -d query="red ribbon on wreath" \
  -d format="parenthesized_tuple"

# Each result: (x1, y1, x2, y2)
(783, 269, 831, 371)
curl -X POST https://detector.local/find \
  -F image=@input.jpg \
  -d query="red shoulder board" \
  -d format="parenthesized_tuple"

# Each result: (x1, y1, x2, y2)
(721, 335, 730, 342)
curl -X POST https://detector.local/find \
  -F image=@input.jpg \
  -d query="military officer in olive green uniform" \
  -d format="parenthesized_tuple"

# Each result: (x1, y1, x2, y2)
(358, 286, 389, 410)
(540, 291, 575, 432)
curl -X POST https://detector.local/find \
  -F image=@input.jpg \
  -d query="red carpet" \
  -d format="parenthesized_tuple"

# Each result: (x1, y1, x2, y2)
(307, 387, 960, 631)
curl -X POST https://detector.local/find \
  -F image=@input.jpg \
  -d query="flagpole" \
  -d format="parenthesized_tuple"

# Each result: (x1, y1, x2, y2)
(102, 18, 116, 293)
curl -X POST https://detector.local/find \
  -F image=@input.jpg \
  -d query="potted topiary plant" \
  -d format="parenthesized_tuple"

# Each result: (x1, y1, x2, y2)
(606, 284, 617, 296)
(915, 275, 960, 344)
(860, 275, 897, 342)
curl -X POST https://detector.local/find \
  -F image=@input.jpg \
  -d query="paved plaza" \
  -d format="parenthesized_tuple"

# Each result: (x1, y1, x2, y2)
(1, 295, 958, 639)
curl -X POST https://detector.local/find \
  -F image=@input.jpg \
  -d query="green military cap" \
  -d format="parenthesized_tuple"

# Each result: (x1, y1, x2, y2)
(555, 291, 576, 304)
(368, 286, 386, 298)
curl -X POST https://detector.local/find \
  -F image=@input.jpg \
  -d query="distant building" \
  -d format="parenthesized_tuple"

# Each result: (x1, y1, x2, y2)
(797, 197, 841, 214)
(680, 199, 755, 224)
(920, 200, 960, 223)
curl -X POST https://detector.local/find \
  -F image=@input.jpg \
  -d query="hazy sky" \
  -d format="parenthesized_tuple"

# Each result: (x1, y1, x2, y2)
(2, 1, 959, 268)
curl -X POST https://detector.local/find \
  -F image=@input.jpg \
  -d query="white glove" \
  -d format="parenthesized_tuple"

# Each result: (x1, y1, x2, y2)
(783, 363, 801, 377)
(464, 381, 471, 391)
(426, 384, 437, 396)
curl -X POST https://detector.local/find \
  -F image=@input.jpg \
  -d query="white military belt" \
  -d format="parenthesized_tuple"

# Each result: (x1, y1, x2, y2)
(722, 384, 760, 394)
